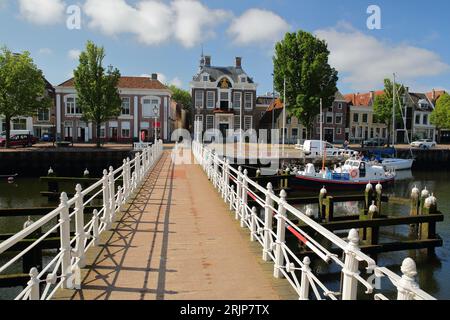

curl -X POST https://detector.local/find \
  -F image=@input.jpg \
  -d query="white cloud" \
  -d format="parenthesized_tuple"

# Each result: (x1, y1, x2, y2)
(83, 0, 231, 48)
(315, 23, 450, 91)
(228, 8, 290, 46)
(170, 77, 183, 88)
(18, 0, 65, 25)
(38, 48, 53, 55)
(141, 73, 182, 87)
(171, 0, 232, 48)
(68, 49, 81, 60)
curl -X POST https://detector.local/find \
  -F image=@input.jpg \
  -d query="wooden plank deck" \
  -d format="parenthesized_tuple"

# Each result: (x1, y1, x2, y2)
(54, 151, 296, 300)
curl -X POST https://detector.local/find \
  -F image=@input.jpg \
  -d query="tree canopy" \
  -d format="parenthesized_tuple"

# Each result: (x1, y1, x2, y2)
(430, 93, 450, 130)
(168, 85, 191, 110)
(73, 41, 121, 147)
(273, 30, 338, 134)
(0, 47, 51, 147)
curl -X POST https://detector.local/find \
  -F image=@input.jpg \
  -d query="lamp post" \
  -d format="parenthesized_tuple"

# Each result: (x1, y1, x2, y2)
(153, 105, 159, 144)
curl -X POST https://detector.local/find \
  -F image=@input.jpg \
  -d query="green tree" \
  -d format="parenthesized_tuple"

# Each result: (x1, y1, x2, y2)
(0, 47, 50, 148)
(73, 41, 121, 148)
(168, 85, 191, 110)
(373, 78, 405, 145)
(273, 31, 338, 136)
(430, 93, 450, 140)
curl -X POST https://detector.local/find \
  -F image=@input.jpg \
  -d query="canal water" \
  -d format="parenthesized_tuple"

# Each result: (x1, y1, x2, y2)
(0, 171, 449, 299)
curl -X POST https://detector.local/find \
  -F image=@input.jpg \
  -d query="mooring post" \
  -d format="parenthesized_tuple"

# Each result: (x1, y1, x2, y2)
(418, 187, 430, 239)
(274, 190, 287, 279)
(263, 183, 274, 262)
(74, 184, 86, 268)
(397, 258, 418, 300)
(410, 186, 420, 236)
(47, 167, 58, 202)
(375, 183, 383, 215)
(235, 167, 242, 220)
(342, 229, 360, 300)
(367, 201, 380, 255)
(240, 170, 249, 228)
(299, 257, 311, 300)
(422, 194, 438, 256)
(59, 192, 73, 289)
(318, 186, 327, 221)
(28, 267, 40, 300)
(324, 196, 334, 222)
(364, 183, 374, 213)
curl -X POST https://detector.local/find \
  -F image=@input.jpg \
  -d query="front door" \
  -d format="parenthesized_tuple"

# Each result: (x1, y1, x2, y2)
(324, 128, 334, 143)
(79, 128, 85, 142)
(219, 124, 229, 141)
(110, 128, 118, 142)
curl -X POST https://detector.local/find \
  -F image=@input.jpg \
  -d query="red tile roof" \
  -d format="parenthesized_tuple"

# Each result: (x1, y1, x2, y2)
(57, 76, 168, 90)
(426, 89, 447, 103)
(344, 91, 384, 107)
(267, 98, 284, 112)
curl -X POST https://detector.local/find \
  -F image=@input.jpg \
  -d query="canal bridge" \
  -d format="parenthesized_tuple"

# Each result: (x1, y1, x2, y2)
(0, 141, 437, 300)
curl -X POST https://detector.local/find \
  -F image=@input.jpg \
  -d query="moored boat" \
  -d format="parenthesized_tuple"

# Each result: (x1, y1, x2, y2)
(291, 159, 395, 191)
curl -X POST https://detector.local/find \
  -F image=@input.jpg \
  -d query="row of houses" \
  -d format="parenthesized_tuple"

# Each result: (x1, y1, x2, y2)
(0, 52, 447, 144)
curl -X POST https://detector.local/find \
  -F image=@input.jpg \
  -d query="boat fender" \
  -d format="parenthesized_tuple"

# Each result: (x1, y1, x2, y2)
(350, 169, 359, 178)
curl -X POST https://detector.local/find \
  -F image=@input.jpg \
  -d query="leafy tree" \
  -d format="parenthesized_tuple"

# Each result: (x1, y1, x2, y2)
(168, 85, 191, 110)
(430, 93, 450, 139)
(0, 47, 51, 148)
(73, 41, 121, 147)
(373, 78, 405, 145)
(273, 31, 338, 136)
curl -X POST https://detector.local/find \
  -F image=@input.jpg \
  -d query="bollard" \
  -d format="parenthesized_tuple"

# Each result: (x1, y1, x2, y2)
(396, 258, 419, 300)
(59, 192, 73, 289)
(274, 190, 287, 279)
(28, 267, 40, 300)
(74, 184, 86, 268)
(342, 229, 360, 300)
(375, 182, 383, 214)
(410, 185, 420, 236)
(299, 257, 311, 300)
(318, 186, 327, 221)
(263, 183, 274, 262)
(250, 207, 258, 242)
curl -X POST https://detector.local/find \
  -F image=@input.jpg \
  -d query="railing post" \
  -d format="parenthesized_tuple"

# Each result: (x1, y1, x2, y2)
(122, 159, 128, 200)
(74, 184, 86, 268)
(59, 192, 73, 289)
(28, 267, 40, 300)
(342, 229, 360, 300)
(396, 258, 419, 300)
(92, 209, 99, 246)
(135, 152, 141, 184)
(126, 158, 131, 199)
(235, 167, 242, 220)
(299, 257, 311, 300)
(108, 166, 115, 225)
(214, 153, 219, 188)
(240, 169, 249, 228)
(116, 186, 123, 214)
(274, 190, 287, 279)
(102, 169, 111, 230)
(250, 207, 258, 242)
(230, 185, 235, 211)
(263, 183, 274, 262)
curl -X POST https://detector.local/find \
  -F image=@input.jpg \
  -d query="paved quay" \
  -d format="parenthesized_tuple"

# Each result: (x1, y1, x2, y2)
(54, 150, 296, 300)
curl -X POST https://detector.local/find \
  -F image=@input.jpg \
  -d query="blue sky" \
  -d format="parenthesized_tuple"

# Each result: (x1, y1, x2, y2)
(1, 0, 449, 95)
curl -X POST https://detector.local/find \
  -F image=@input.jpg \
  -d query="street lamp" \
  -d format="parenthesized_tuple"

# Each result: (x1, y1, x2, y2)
(153, 105, 159, 144)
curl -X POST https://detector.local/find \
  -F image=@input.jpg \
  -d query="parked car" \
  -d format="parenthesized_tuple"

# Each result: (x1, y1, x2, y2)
(410, 139, 437, 149)
(41, 133, 54, 142)
(363, 139, 386, 147)
(0, 134, 38, 147)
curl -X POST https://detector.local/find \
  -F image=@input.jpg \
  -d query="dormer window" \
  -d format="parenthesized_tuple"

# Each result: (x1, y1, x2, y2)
(203, 75, 209, 82)
(241, 76, 247, 83)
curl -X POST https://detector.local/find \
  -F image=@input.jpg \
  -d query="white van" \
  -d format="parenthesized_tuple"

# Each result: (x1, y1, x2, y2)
(302, 140, 357, 158)
(0, 130, 32, 137)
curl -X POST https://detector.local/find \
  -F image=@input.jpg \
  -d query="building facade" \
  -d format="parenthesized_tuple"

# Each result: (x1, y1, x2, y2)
(55, 75, 172, 143)
(190, 55, 259, 139)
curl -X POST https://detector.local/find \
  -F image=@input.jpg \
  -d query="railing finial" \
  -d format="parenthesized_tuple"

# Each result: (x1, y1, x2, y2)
(347, 229, 359, 247)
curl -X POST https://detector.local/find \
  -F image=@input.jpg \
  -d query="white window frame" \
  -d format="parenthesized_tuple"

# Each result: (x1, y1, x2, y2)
(65, 95, 81, 115)
(244, 115, 253, 131)
(234, 115, 240, 130)
(233, 92, 241, 110)
(206, 91, 215, 109)
(337, 128, 342, 135)
(335, 113, 343, 125)
(142, 96, 161, 118)
(121, 97, 131, 115)
(206, 115, 214, 130)
(244, 92, 253, 110)
(195, 91, 204, 109)
(37, 108, 50, 122)
(326, 113, 333, 124)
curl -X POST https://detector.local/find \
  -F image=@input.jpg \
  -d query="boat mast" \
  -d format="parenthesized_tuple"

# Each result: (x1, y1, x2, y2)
(392, 73, 396, 147)
(320, 98, 326, 171)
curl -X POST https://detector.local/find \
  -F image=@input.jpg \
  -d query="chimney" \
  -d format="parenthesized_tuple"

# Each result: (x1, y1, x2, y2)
(432, 89, 436, 100)
(235, 57, 242, 68)
(151, 73, 158, 80)
(370, 91, 374, 100)
(204, 56, 211, 67)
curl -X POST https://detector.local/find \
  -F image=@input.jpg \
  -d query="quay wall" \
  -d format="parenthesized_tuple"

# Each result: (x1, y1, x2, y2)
(0, 149, 136, 177)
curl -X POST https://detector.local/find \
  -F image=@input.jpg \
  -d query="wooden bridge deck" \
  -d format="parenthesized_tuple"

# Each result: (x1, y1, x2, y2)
(54, 150, 296, 300)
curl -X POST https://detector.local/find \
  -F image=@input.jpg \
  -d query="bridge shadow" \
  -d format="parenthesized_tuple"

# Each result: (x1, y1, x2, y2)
(67, 152, 178, 300)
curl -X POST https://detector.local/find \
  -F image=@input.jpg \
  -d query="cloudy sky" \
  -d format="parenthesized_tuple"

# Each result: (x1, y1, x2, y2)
(1, 0, 449, 95)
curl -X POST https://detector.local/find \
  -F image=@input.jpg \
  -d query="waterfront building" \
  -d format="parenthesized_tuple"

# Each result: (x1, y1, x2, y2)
(55, 74, 172, 143)
(427, 89, 448, 142)
(344, 91, 388, 143)
(404, 90, 436, 142)
(190, 55, 259, 138)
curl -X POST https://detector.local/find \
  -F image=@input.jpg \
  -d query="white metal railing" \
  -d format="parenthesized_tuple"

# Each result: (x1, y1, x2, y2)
(0, 140, 164, 300)
(190, 140, 436, 300)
